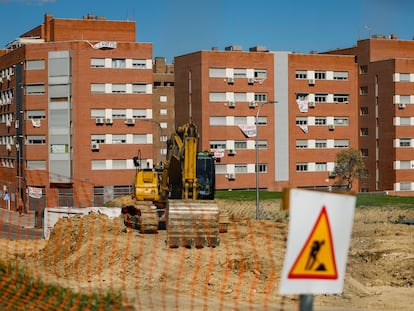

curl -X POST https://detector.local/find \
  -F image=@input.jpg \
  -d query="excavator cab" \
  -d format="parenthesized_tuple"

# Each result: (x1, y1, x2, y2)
(196, 151, 215, 200)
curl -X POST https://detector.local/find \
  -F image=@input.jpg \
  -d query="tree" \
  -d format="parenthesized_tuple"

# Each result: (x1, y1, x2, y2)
(333, 148, 366, 190)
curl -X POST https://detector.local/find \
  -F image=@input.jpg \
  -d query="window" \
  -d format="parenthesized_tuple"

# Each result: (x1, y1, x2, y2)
(333, 71, 348, 80)
(91, 109, 105, 118)
(132, 59, 147, 68)
(333, 94, 349, 103)
(91, 135, 105, 144)
(112, 59, 125, 68)
(400, 182, 412, 191)
(315, 162, 327, 171)
(132, 109, 147, 118)
(50, 144, 68, 153)
(209, 68, 226, 78)
(334, 117, 349, 126)
(210, 116, 226, 126)
(360, 107, 368, 116)
(25, 84, 45, 95)
(26, 110, 46, 119)
(361, 148, 368, 157)
(360, 65, 368, 74)
(234, 92, 247, 102)
(234, 116, 247, 125)
(399, 138, 411, 147)
(400, 117, 411, 126)
(315, 94, 327, 102)
(256, 116, 268, 125)
(210, 141, 226, 149)
(296, 163, 308, 172)
(234, 69, 246, 78)
(315, 71, 326, 80)
(315, 117, 327, 125)
(400, 95, 410, 104)
(112, 160, 127, 169)
(112, 109, 126, 119)
(334, 140, 349, 148)
(234, 141, 247, 149)
(315, 140, 327, 148)
(257, 164, 268, 173)
(296, 117, 307, 125)
(257, 140, 268, 149)
(92, 160, 106, 170)
(360, 86, 368, 95)
(26, 59, 45, 70)
(112, 84, 126, 93)
(295, 70, 307, 79)
(296, 93, 308, 101)
(91, 84, 105, 93)
(26, 160, 46, 170)
(254, 93, 267, 102)
(26, 135, 46, 144)
(160, 122, 167, 129)
(90, 58, 105, 68)
(400, 161, 411, 169)
(296, 140, 308, 148)
(160, 109, 167, 115)
(399, 73, 410, 82)
(133, 134, 147, 144)
(160, 96, 167, 102)
(254, 69, 267, 78)
(209, 92, 226, 102)
(360, 128, 368, 136)
(112, 135, 126, 144)
(234, 165, 248, 174)
(132, 83, 147, 94)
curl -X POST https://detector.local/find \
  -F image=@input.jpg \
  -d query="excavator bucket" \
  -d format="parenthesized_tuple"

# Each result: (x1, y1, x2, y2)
(166, 200, 220, 248)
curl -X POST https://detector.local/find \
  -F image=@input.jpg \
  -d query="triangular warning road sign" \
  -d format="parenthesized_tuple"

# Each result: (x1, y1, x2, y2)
(288, 206, 338, 279)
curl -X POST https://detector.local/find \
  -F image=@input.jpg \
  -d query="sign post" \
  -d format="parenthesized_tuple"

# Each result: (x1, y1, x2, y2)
(279, 188, 355, 308)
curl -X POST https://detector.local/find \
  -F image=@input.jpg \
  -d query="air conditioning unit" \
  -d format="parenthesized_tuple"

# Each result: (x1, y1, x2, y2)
(399, 103, 406, 109)
(105, 118, 113, 125)
(228, 101, 235, 108)
(308, 79, 315, 85)
(328, 171, 337, 178)
(125, 118, 135, 125)
(91, 143, 100, 150)
(6, 143, 11, 151)
(249, 101, 256, 108)
(227, 77, 234, 84)
(228, 173, 236, 180)
(308, 101, 315, 108)
(228, 149, 236, 156)
(95, 118, 104, 125)
(328, 124, 335, 130)
(247, 78, 255, 84)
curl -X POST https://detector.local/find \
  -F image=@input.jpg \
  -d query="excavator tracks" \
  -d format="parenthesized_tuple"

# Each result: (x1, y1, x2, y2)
(166, 200, 222, 248)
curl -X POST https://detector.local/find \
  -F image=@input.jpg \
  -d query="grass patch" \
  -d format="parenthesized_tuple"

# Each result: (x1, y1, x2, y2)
(215, 190, 414, 210)
(0, 260, 127, 311)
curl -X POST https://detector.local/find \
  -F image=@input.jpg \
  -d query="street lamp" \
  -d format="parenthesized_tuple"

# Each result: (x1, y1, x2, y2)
(256, 100, 278, 220)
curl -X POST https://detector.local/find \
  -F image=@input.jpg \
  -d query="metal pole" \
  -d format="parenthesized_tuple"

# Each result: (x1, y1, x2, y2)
(255, 101, 277, 220)
(299, 294, 314, 311)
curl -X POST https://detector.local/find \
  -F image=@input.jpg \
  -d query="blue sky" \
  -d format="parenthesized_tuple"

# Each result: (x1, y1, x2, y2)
(1, 0, 414, 62)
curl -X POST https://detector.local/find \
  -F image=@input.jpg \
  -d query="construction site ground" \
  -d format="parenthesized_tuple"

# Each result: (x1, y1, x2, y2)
(0, 198, 413, 310)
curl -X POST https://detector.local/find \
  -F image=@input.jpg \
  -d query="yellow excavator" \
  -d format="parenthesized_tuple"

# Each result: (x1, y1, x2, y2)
(122, 122, 228, 248)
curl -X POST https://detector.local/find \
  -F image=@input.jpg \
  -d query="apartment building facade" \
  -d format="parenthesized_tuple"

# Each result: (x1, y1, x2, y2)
(152, 57, 175, 167)
(0, 14, 154, 210)
(326, 35, 414, 195)
(174, 48, 359, 191)
(174, 46, 276, 191)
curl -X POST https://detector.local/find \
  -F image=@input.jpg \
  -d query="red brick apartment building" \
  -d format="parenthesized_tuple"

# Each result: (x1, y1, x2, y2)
(174, 48, 358, 191)
(0, 13, 154, 210)
(326, 35, 414, 195)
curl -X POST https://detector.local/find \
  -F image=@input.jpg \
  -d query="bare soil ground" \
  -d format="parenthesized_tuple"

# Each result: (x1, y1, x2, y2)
(1, 199, 413, 310)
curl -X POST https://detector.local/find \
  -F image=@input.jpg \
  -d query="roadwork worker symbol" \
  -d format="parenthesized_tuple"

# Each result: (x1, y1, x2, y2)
(305, 240, 325, 271)
(288, 207, 338, 279)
